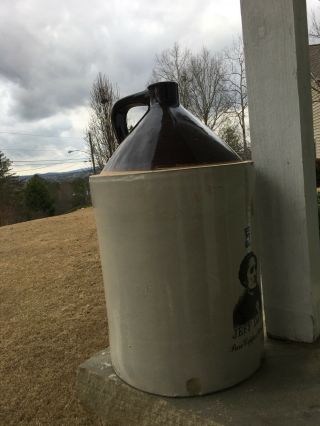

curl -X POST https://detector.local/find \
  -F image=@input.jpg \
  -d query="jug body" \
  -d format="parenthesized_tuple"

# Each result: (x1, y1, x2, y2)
(90, 162, 263, 396)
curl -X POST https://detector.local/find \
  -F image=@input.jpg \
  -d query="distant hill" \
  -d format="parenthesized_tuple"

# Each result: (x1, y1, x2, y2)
(19, 167, 94, 182)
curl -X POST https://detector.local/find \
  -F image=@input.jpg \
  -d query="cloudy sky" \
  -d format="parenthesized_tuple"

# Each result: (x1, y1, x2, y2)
(0, 0, 318, 175)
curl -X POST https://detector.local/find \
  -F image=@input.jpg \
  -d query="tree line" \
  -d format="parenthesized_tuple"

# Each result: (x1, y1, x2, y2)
(86, 38, 250, 169)
(0, 151, 91, 227)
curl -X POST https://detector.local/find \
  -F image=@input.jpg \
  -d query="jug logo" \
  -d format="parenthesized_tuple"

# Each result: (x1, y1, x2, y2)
(233, 251, 262, 329)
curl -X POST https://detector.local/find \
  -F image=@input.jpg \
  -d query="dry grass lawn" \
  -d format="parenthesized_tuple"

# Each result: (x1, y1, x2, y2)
(0, 208, 108, 425)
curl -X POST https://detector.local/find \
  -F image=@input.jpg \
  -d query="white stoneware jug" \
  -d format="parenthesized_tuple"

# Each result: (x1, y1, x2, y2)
(90, 161, 264, 396)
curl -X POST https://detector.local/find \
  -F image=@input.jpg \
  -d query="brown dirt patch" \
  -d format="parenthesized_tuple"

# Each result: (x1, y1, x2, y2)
(0, 208, 108, 425)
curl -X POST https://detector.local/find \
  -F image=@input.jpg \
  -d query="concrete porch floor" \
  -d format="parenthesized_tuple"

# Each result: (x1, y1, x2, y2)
(76, 338, 320, 425)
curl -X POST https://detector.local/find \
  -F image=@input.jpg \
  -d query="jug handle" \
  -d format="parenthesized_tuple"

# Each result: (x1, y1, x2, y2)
(111, 90, 150, 143)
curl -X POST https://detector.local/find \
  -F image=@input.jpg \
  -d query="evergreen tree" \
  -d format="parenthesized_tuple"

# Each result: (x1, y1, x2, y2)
(71, 177, 90, 208)
(25, 174, 55, 216)
(0, 151, 13, 179)
(218, 121, 251, 160)
(0, 151, 24, 226)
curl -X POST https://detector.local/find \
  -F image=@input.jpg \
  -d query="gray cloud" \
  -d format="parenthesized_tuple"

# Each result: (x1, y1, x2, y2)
(0, 0, 245, 122)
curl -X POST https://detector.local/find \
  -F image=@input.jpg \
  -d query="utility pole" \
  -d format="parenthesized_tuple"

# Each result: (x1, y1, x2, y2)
(88, 131, 97, 175)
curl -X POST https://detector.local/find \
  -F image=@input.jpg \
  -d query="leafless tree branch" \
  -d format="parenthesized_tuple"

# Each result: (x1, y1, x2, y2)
(151, 43, 230, 131)
(224, 36, 250, 159)
(86, 73, 119, 169)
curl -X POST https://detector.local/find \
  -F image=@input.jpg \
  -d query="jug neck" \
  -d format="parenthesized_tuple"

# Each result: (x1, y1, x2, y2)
(148, 81, 179, 107)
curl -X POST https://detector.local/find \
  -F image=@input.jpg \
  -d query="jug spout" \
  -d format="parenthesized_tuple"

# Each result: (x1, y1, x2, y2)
(148, 81, 179, 107)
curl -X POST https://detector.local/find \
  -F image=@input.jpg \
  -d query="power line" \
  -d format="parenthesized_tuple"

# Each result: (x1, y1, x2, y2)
(1, 148, 80, 152)
(14, 163, 89, 168)
(15, 162, 89, 173)
(11, 159, 88, 163)
(0, 131, 84, 139)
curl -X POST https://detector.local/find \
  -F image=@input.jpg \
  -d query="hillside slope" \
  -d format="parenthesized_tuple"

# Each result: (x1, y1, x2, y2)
(0, 208, 108, 425)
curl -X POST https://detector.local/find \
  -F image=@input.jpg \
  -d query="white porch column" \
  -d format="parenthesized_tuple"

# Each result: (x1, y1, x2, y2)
(240, 0, 320, 342)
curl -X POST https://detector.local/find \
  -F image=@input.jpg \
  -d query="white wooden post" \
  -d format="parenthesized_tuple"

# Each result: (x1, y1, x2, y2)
(240, 0, 320, 342)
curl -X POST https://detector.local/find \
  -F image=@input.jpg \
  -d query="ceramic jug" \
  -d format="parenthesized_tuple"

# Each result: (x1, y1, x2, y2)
(105, 81, 240, 171)
(90, 81, 264, 397)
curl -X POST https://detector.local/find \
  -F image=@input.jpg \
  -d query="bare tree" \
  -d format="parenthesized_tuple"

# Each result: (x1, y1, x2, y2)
(151, 43, 230, 131)
(87, 73, 119, 169)
(309, 5, 320, 105)
(151, 43, 192, 108)
(189, 48, 231, 130)
(224, 37, 250, 159)
(310, 3, 320, 41)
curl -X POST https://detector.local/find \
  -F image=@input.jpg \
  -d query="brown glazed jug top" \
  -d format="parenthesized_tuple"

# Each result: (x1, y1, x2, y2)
(104, 81, 240, 172)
